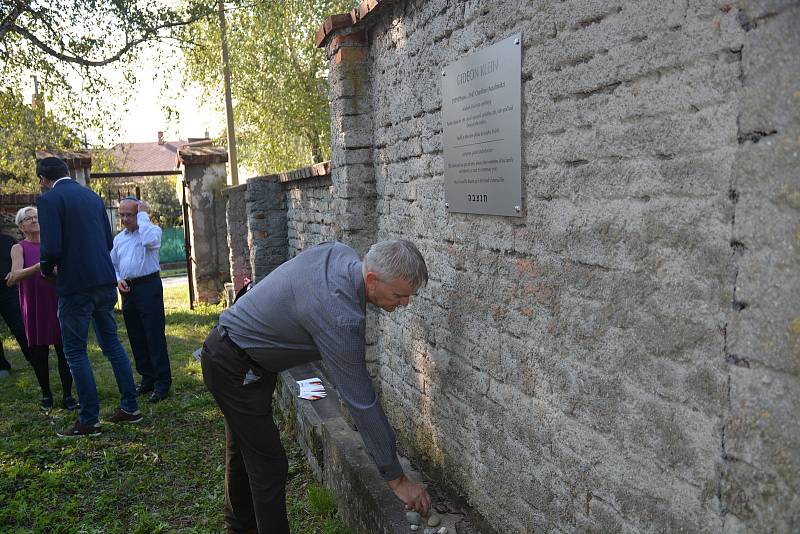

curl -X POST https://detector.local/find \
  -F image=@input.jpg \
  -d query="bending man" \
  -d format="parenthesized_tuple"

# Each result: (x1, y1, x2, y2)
(201, 239, 431, 534)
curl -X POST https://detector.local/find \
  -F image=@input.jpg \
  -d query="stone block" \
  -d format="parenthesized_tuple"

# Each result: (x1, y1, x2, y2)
(724, 365, 800, 530)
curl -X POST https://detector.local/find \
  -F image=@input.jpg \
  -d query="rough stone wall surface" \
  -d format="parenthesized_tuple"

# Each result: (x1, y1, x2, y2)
(317, 1, 799, 533)
(215, 189, 231, 287)
(285, 175, 337, 258)
(223, 184, 251, 291)
(246, 177, 288, 282)
(327, 30, 379, 257)
(184, 162, 228, 304)
(723, 3, 800, 532)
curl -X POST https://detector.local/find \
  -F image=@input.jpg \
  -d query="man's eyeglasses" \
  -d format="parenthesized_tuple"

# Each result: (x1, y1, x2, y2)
(22, 215, 38, 223)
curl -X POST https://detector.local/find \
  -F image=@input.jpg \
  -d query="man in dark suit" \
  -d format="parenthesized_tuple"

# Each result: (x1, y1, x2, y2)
(36, 156, 143, 437)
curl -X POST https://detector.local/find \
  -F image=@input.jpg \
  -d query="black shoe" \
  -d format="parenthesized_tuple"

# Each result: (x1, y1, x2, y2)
(135, 385, 154, 396)
(148, 391, 168, 403)
(57, 420, 101, 438)
(63, 396, 79, 411)
(107, 408, 144, 424)
(40, 396, 53, 410)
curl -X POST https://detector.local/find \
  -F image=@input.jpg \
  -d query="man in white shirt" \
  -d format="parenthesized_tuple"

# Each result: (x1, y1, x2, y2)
(111, 197, 171, 403)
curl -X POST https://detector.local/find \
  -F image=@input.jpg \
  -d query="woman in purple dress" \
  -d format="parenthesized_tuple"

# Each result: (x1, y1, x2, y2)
(6, 206, 76, 410)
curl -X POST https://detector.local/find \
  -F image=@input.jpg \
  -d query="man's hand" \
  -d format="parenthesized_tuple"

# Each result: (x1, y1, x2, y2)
(117, 279, 130, 293)
(137, 200, 149, 213)
(387, 475, 431, 516)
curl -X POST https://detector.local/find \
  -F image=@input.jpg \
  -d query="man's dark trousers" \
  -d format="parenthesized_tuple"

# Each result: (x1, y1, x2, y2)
(121, 275, 171, 395)
(201, 327, 289, 534)
(0, 287, 29, 370)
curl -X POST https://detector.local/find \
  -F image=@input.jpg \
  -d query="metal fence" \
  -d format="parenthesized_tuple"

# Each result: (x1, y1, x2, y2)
(160, 227, 186, 264)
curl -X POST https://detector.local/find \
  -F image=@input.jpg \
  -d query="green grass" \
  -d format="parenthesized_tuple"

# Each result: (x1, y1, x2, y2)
(160, 268, 188, 278)
(0, 282, 350, 533)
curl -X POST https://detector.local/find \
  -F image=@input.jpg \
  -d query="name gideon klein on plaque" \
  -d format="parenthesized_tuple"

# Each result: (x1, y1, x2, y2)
(442, 33, 522, 217)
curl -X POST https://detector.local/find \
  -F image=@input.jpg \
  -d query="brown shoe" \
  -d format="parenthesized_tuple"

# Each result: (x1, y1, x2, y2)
(107, 408, 143, 424)
(57, 420, 102, 438)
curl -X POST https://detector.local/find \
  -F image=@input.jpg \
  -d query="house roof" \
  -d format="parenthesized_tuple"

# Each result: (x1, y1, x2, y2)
(105, 140, 188, 177)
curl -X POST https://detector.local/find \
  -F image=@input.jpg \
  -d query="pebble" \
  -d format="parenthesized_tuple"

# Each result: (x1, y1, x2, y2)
(410, 526, 419, 532)
(437, 528, 448, 534)
(427, 514, 442, 527)
(406, 511, 421, 525)
(423, 529, 436, 534)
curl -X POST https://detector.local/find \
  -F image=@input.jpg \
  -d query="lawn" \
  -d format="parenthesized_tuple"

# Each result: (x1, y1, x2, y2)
(0, 282, 350, 533)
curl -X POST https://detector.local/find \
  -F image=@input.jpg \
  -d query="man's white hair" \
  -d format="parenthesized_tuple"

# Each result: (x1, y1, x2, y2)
(362, 239, 428, 289)
(14, 206, 36, 226)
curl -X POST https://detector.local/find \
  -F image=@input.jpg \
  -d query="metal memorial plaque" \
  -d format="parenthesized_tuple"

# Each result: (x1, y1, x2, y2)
(442, 33, 522, 216)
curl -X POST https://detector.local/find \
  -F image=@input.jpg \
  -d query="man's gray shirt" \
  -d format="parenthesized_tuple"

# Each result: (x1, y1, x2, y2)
(219, 241, 403, 480)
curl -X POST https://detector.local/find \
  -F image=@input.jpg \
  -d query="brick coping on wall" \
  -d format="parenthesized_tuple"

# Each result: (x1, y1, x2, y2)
(315, 0, 388, 48)
(242, 160, 332, 187)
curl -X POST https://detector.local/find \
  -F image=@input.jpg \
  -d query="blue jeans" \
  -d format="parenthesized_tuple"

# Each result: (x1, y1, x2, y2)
(58, 285, 138, 425)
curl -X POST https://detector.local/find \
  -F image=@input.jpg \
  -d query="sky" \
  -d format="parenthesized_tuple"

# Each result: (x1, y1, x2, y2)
(23, 41, 226, 147)
(99, 41, 226, 145)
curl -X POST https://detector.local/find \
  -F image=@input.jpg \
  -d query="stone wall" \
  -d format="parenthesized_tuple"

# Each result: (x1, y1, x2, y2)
(243, 162, 335, 281)
(246, 176, 288, 283)
(285, 173, 336, 257)
(724, 4, 799, 531)
(222, 184, 251, 291)
(310, 1, 800, 532)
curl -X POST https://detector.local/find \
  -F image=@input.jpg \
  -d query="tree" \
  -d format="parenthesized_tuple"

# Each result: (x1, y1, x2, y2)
(0, 89, 81, 193)
(1, 0, 217, 138)
(180, 0, 356, 174)
(1, 0, 215, 89)
(139, 175, 183, 228)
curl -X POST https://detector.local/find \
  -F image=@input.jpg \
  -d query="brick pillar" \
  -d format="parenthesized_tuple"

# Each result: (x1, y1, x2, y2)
(321, 25, 382, 382)
(177, 145, 230, 304)
(324, 29, 377, 256)
(245, 176, 287, 283)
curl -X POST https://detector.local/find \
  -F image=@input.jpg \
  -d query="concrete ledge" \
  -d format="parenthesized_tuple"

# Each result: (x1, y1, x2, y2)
(276, 363, 423, 534)
(276, 363, 482, 534)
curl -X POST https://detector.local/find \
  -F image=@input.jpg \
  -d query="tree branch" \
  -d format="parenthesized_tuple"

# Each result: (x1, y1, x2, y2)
(7, 6, 216, 67)
(0, 0, 30, 41)
(10, 23, 156, 66)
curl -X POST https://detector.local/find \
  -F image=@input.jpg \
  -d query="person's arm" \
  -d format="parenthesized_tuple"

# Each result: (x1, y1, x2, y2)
(5, 244, 40, 286)
(36, 196, 60, 277)
(110, 236, 130, 293)
(135, 203, 161, 250)
(316, 324, 431, 515)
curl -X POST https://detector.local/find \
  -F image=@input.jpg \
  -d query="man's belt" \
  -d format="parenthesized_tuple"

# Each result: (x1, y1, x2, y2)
(126, 271, 160, 286)
(216, 324, 248, 357)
